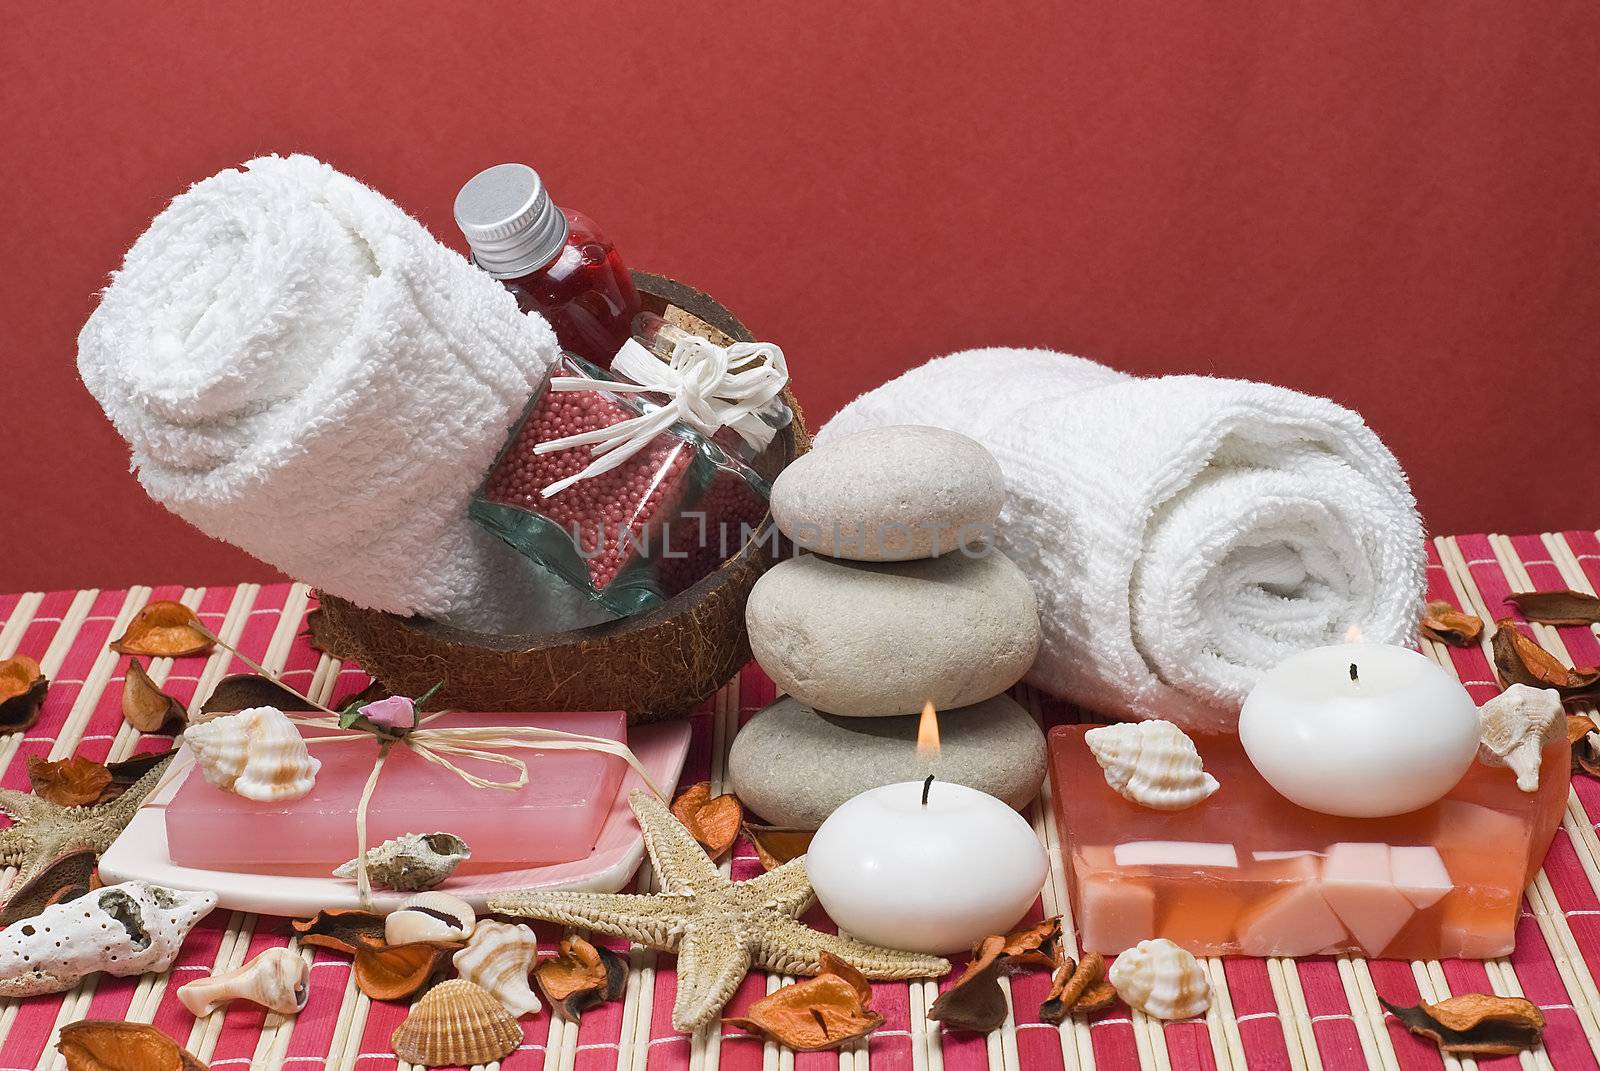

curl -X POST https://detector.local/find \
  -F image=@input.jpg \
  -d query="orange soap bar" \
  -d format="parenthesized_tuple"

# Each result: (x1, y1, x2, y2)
(1049, 725, 1567, 959)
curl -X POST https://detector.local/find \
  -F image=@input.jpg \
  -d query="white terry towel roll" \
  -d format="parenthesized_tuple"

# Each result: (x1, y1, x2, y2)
(821, 347, 1426, 733)
(78, 154, 606, 633)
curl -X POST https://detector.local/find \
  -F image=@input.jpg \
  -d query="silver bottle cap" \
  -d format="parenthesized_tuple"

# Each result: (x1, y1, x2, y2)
(453, 163, 569, 278)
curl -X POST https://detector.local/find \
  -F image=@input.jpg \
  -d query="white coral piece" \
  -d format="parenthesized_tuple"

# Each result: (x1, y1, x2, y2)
(453, 920, 542, 1017)
(184, 705, 320, 801)
(1085, 720, 1219, 810)
(1109, 938, 1211, 1020)
(1477, 684, 1565, 792)
(0, 881, 217, 998)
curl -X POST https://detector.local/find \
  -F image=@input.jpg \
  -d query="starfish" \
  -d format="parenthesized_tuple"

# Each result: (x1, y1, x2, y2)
(490, 790, 950, 1033)
(0, 754, 173, 888)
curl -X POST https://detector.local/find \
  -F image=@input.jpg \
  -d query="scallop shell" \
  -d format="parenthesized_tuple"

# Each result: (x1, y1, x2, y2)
(178, 946, 309, 1017)
(453, 920, 542, 1017)
(1108, 938, 1211, 1020)
(333, 832, 471, 892)
(385, 890, 476, 945)
(1085, 720, 1219, 810)
(1478, 683, 1564, 792)
(184, 705, 320, 801)
(390, 978, 522, 1067)
(0, 881, 217, 998)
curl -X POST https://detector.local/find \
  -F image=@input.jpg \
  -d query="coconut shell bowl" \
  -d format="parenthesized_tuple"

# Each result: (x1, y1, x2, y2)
(312, 271, 809, 723)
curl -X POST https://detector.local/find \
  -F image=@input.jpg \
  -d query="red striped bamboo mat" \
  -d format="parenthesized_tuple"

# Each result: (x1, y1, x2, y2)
(2, 530, 1599, 1070)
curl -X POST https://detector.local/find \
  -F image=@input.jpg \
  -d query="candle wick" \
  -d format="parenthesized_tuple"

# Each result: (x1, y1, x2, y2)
(921, 774, 934, 806)
(1349, 662, 1359, 683)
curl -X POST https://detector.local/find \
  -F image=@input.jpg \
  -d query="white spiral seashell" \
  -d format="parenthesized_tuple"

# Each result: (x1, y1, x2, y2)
(178, 946, 309, 1017)
(1085, 720, 1219, 810)
(1477, 683, 1564, 792)
(1109, 938, 1211, 1020)
(386, 890, 476, 945)
(333, 831, 471, 892)
(185, 705, 320, 801)
(453, 920, 541, 1017)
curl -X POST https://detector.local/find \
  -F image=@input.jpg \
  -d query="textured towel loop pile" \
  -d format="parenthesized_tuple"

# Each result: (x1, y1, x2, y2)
(77, 154, 610, 633)
(821, 347, 1427, 733)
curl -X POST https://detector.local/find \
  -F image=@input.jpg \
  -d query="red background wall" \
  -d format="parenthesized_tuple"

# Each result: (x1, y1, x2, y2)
(3, 3, 1597, 594)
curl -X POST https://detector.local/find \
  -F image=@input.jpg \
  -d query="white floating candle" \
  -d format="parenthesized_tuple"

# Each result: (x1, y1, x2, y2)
(806, 778, 1048, 955)
(1239, 642, 1480, 818)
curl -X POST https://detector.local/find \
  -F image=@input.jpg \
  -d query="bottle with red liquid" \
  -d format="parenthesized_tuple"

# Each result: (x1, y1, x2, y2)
(454, 163, 641, 367)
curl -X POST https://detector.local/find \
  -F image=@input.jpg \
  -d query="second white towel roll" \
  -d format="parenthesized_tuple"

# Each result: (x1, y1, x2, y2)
(820, 347, 1426, 732)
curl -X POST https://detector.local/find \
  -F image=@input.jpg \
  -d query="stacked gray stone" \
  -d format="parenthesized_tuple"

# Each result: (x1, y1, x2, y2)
(730, 425, 1048, 827)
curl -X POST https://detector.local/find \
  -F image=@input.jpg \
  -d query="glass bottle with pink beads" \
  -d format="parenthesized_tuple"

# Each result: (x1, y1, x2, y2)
(472, 330, 789, 616)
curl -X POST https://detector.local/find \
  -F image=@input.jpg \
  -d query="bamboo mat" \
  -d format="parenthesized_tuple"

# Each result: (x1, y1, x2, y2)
(2, 530, 1600, 1070)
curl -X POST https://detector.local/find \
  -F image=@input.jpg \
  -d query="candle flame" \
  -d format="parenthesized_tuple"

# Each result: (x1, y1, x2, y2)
(916, 701, 941, 762)
(1345, 625, 1364, 643)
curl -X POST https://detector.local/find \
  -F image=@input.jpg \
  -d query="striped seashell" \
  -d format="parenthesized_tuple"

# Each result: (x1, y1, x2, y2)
(1085, 720, 1218, 810)
(453, 920, 542, 1017)
(1109, 938, 1211, 1020)
(391, 978, 522, 1067)
(184, 706, 320, 802)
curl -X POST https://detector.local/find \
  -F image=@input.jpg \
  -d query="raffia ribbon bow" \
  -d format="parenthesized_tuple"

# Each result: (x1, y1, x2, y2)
(189, 626, 662, 907)
(534, 335, 789, 498)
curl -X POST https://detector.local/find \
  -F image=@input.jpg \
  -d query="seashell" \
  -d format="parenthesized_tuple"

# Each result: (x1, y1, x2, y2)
(1085, 720, 1219, 810)
(333, 831, 471, 892)
(184, 705, 320, 801)
(1108, 938, 1211, 1020)
(1477, 683, 1565, 792)
(0, 881, 217, 998)
(178, 946, 309, 1017)
(385, 890, 475, 945)
(453, 920, 542, 1017)
(390, 978, 522, 1067)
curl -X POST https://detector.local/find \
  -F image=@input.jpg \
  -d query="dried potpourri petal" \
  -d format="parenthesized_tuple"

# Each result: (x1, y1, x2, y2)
(104, 749, 181, 800)
(57, 1019, 210, 1070)
(122, 660, 186, 733)
(1040, 952, 1117, 1023)
(291, 908, 387, 954)
(109, 601, 213, 658)
(1491, 620, 1600, 696)
(926, 934, 1010, 1033)
(1571, 715, 1600, 779)
(350, 933, 460, 1001)
(0, 655, 49, 734)
(1507, 589, 1600, 627)
(533, 934, 628, 1020)
(993, 916, 1062, 969)
(28, 755, 113, 807)
(743, 823, 814, 871)
(0, 848, 98, 928)
(1420, 600, 1484, 647)
(817, 950, 874, 1006)
(670, 781, 742, 860)
(1380, 993, 1545, 1055)
(724, 972, 885, 1051)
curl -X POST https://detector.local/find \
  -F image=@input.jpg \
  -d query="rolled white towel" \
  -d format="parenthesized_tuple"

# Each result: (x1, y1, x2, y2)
(77, 154, 607, 633)
(821, 347, 1426, 732)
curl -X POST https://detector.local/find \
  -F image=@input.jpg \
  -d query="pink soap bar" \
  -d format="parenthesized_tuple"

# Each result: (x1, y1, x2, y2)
(166, 711, 627, 875)
(1049, 725, 1568, 959)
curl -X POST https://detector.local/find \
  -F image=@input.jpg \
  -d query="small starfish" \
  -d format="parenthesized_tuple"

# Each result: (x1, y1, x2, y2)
(490, 790, 950, 1033)
(0, 754, 173, 888)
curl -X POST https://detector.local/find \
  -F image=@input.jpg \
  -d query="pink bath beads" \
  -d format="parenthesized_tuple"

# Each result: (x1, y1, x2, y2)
(475, 354, 771, 615)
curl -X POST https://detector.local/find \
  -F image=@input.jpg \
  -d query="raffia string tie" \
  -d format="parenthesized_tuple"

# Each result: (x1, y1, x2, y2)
(191, 624, 662, 908)
(533, 334, 788, 498)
